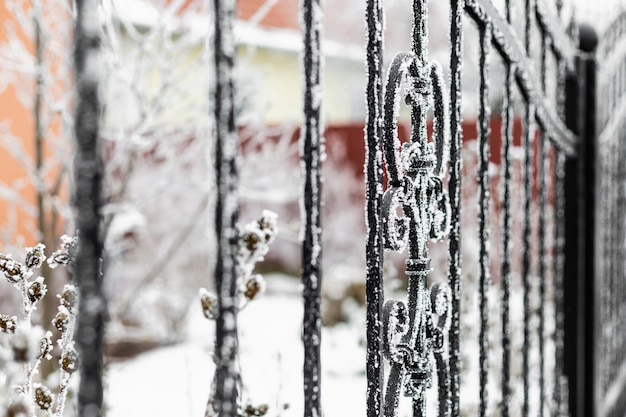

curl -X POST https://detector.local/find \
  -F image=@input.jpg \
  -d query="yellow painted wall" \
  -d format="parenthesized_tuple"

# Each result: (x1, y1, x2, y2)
(238, 46, 366, 126)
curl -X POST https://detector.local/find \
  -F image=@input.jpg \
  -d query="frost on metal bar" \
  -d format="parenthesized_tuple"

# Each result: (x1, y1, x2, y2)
(522, 2, 533, 415)
(367, 0, 453, 415)
(553, 152, 569, 415)
(477, 24, 491, 417)
(500, 21, 513, 417)
(537, 33, 547, 417)
(463, 0, 576, 155)
(300, 0, 323, 416)
(212, 0, 240, 415)
(534, 0, 577, 68)
(447, 0, 463, 415)
(364, 0, 385, 416)
(72, 1, 105, 416)
(521, 102, 534, 417)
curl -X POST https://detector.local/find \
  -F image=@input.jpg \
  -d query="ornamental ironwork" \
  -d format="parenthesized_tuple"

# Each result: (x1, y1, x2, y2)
(378, 32, 452, 417)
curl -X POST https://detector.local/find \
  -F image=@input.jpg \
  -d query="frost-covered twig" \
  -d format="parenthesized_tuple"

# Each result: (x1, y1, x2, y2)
(201, 211, 278, 417)
(53, 285, 79, 417)
(0, 236, 78, 417)
(200, 210, 278, 318)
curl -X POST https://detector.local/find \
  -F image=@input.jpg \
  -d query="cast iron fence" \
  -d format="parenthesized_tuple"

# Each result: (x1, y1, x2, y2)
(366, 0, 576, 416)
(594, 12, 626, 417)
(65, 0, 626, 416)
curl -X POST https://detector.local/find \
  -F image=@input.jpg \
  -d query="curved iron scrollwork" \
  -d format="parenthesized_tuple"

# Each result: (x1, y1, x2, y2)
(379, 49, 452, 417)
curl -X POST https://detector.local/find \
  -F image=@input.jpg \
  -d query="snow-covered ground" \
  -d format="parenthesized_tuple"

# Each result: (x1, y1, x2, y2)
(105, 274, 375, 417)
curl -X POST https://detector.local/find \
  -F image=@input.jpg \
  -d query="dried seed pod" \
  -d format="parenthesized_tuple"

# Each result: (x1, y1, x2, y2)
(257, 210, 278, 243)
(243, 275, 265, 301)
(0, 256, 26, 283)
(243, 404, 269, 416)
(59, 284, 78, 312)
(53, 308, 70, 333)
(47, 235, 78, 269)
(40, 331, 53, 360)
(28, 277, 48, 304)
(34, 383, 53, 410)
(60, 344, 78, 374)
(199, 288, 218, 320)
(24, 243, 46, 269)
(47, 251, 70, 269)
(0, 314, 17, 334)
(241, 231, 261, 253)
(6, 395, 31, 417)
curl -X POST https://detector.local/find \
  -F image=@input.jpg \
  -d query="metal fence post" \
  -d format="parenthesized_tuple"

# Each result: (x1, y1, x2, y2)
(563, 23, 597, 417)
(73, 1, 105, 416)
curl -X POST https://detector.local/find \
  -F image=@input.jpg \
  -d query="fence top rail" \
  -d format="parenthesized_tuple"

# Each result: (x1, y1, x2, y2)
(465, 0, 577, 155)
(535, 0, 577, 68)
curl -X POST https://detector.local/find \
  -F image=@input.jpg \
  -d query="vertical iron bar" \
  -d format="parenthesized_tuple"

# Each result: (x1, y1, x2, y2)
(478, 23, 491, 417)
(538, 33, 548, 417)
(301, 0, 323, 416)
(212, 0, 239, 415)
(73, 1, 105, 416)
(521, 102, 534, 417)
(554, 57, 568, 415)
(522, 1, 534, 415)
(554, 150, 568, 414)
(563, 24, 598, 417)
(412, 0, 427, 62)
(448, 0, 464, 414)
(501, 67, 512, 417)
(365, 0, 385, 415)
(500, 2, 513, 416)
(537, 134, 547, 417)
(411, 0, 427, 162)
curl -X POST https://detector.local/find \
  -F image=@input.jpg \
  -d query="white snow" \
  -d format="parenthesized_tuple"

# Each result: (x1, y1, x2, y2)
(105, 274, 371, 417)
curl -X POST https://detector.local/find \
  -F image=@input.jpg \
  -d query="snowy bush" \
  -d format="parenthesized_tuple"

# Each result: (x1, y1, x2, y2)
(0, 236, 79, 417)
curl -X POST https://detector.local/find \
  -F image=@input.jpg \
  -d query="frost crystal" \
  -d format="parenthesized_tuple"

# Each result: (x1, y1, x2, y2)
(0, 255, 26, 284)
(33, 383, 53, 410)
(24, 244, 46, 270)
(60, 343, 78, 374)
(40, 331, 53, 360)
(27, 277, 47, 304)
(199, 288, 218, 320)
(0, 315, 17, 334)
(47, 235, 78, 269)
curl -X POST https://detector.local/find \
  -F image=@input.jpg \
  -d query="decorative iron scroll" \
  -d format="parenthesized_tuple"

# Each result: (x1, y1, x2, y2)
(378, 46, 452, 417)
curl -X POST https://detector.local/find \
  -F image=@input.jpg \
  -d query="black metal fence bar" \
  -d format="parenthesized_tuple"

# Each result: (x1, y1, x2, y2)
(534, 0, 576, 69)
(553, 151, 567, 414)
(464, 0, 577, 155)
(500, 3, 513, 415)
(364, 0, 385, 415)
(300, 0, 323, 416)
(212, 0, 239, 415)
(477, 23, 491, 417)
(448, 0, 463, 415)
(522, 2, 533, 415)
(522, 100, 534, 417)
(538, 130, 547, 416)
(73, 1, 105, 416)
(538, 32, 548, 417)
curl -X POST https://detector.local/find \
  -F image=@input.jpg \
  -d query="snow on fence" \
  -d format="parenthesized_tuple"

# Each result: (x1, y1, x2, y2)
(3, 0, 625, 416)
(363, 0, 580, 416)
